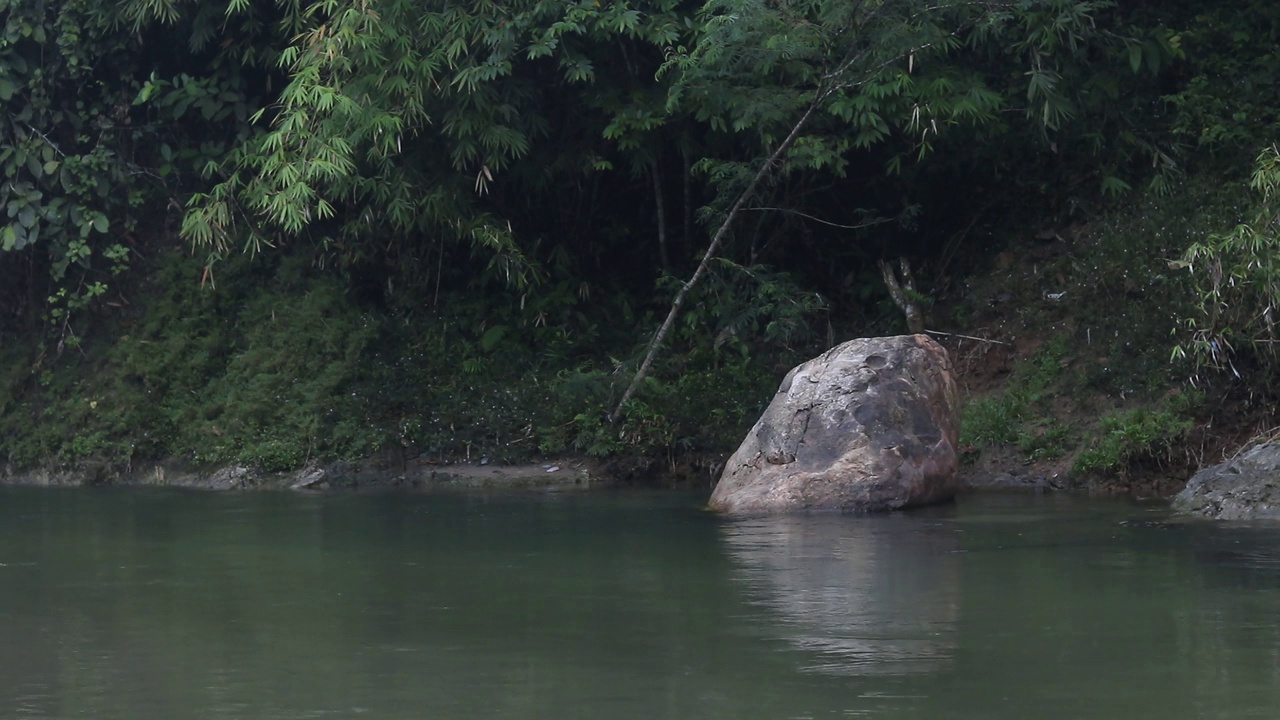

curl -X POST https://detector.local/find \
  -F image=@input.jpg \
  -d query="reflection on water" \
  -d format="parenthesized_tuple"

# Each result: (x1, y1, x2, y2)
(721, 513, 959, 676)
(5, 489, 1280, 719)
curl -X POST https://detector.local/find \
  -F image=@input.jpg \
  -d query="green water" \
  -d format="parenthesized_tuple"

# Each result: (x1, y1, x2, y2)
(3, 487, 1280, 719)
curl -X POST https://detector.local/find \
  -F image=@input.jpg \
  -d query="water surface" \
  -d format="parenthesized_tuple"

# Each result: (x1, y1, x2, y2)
(3, 487, 1279, 719)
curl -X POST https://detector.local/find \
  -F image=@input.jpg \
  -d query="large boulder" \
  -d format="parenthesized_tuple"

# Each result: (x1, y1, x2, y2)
(709, 334, 961, 514)
(1174, 442, 1280, 520)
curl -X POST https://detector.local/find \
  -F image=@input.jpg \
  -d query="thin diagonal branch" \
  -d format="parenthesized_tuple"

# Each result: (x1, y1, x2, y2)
(609, 94, 827, 424)
(742, 207, 893, 230)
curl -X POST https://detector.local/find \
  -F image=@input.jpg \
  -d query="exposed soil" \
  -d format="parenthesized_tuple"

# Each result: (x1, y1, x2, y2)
(930, 228, 1272, 500)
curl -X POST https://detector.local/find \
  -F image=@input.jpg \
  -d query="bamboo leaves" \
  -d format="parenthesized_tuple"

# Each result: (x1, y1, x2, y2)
(178, 0, 690, 276)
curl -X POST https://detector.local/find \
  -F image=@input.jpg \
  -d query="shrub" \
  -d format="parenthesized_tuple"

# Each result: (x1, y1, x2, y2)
(1072, 407, 1192, 476)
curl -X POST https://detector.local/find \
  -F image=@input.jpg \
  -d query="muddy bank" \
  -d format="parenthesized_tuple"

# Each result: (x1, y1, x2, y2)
(0, 450, 599, 492)
(0, 440, 1198, 504)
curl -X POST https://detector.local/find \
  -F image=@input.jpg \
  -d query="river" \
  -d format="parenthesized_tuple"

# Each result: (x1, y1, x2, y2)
(2, 486, 1279, 719)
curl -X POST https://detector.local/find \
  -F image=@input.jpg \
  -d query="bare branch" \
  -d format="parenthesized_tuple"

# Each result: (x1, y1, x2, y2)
(924, 329, 1010, 345)
(742, 207, 892, 231)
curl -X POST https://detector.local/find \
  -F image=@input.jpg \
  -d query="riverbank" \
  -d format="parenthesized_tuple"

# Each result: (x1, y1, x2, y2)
(0, 179, 1271, 499)
(0, 451, 600, 492)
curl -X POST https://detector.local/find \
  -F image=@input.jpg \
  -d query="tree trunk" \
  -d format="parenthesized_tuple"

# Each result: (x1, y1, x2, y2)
(681, 142, 693, 260)
(878, 257, 925, 334)
(651, 158, 670, 270)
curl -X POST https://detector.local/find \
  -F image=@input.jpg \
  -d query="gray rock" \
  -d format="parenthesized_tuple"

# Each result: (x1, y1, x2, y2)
(202, 465, 257, 490)
(709, 334, 961, 514)
(290, 466, 327, 490)
(1174, 442, 1280, 520)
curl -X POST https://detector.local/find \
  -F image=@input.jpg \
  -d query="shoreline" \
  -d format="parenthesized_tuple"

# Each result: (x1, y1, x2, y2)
(0, 452, 600, 492)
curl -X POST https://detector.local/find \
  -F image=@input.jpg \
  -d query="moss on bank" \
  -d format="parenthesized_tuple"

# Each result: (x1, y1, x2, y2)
(0, 249, 786, 477)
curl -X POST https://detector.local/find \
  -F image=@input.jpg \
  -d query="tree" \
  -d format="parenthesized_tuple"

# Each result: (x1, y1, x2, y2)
(0, 0, 272, 338)
(610, 0, 1128, 421)
(180, 0, 698, 284)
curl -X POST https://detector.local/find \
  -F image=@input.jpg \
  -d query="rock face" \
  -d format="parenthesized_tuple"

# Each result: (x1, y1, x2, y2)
(709, 334, 961, 514)
(1174, 442, 1280, 520)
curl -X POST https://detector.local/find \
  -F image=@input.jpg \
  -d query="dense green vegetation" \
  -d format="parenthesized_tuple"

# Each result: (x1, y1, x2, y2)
(3, 0, 1280, 486)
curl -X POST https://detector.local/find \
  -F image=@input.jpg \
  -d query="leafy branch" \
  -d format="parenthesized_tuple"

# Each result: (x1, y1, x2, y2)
(610, 0, 1012, 422)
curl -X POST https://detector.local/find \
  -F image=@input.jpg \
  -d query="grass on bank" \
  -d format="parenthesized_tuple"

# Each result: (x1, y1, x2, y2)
(0, 250, 794, 475)
(956, 176, 1242, 482)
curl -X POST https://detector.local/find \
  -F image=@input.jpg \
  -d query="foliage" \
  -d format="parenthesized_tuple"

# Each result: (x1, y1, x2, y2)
(1072, 406, 1193, 477)
(1048, 179, 1244, 399)
(961, 337, 1071, 459)
(0, 252, 387, 468)
(975, 1, 1183, 194)
(1175, 146, 1280, 382)
(607, 0, 1137, 420)
(674, 261, 827, 351)
(1, 0, 138, 338)
(180, 0, 694, 278)
(957, 175, 1239, 475)
(960, 328, 1201, 478)
(5, 0, 1280, 479)
(1162, 1, 1280, 158)
(0, 0, 270, 343)
(536, 352, 777, 460)
(662, 0, 1008, 210)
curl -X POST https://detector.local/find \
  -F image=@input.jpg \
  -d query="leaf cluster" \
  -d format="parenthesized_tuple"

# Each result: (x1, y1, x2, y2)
(1175, 146, 1280, 383)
